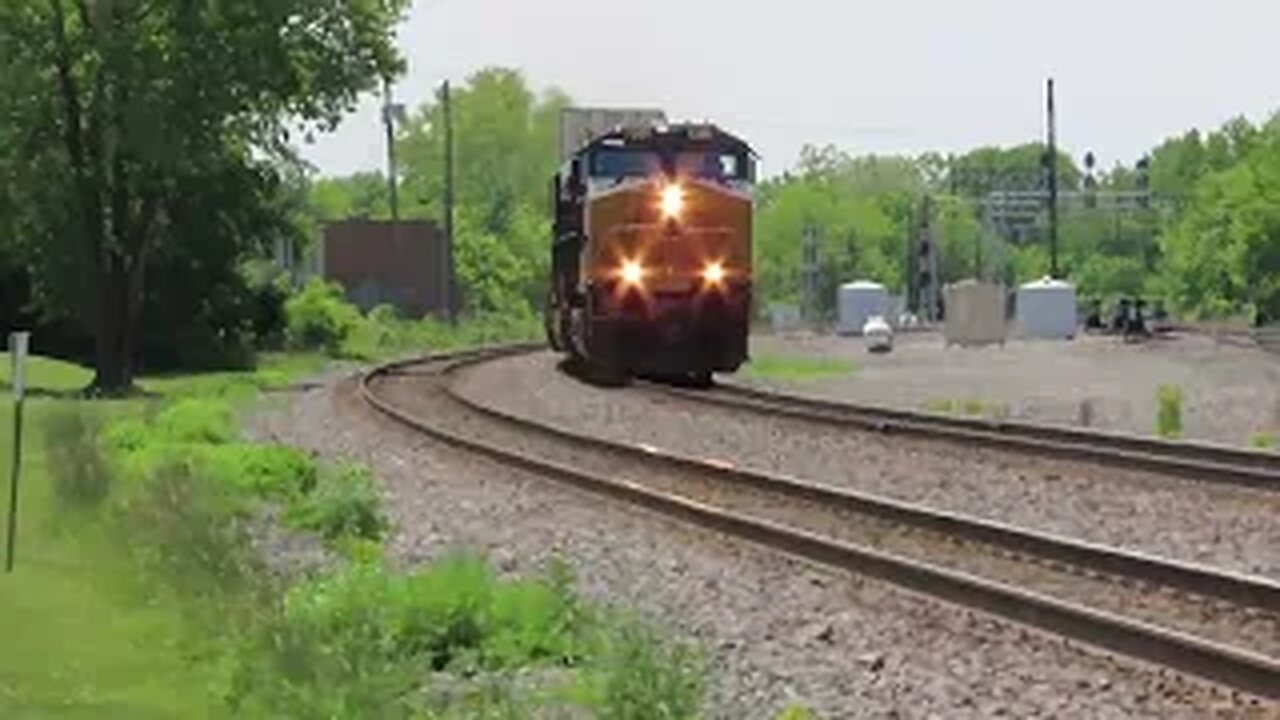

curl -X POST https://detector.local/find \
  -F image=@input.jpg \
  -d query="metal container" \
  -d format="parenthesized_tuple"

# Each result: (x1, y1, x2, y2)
(944, 279, 1007, 346)
(1015, 277, 1078, 340)
(837, 280, 890, 336)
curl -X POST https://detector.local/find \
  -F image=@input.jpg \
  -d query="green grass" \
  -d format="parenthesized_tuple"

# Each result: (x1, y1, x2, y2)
(2, 348, 711, 718)
(925, 397, 1009, 419)
(740, 354, 858, 382)
(0, 352, 94, 392)
(0, 399, 225, 719)
(1250, 432, 1278, 450)
(0, 353, 330, 718)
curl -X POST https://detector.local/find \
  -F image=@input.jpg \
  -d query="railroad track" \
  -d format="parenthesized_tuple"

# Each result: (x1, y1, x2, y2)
(651, 380, 1280, 491)
(360, 346, 1280, 704)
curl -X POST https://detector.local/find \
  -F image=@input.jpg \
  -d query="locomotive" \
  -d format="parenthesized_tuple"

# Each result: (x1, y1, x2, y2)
(545, 122, 756, 385)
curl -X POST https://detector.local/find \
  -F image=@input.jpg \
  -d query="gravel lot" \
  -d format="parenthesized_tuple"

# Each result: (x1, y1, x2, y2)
(248, 369, 1271, 719)
(738, 330, 1280, 447)
(454, 351, 1280, 580)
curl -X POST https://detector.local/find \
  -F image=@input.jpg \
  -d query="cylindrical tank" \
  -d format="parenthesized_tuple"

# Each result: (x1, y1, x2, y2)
(944, 280, 1007, 346)
(837, 280, 889, 335)
(1015, 277, 1078, 339)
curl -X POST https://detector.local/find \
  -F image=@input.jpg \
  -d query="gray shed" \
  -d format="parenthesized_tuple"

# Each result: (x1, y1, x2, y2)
(1015, 277, 1078, 339)
(837, 280, 890, 335)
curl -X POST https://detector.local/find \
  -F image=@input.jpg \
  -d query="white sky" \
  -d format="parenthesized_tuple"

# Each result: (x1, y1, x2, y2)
(299, 0, 1280, 179)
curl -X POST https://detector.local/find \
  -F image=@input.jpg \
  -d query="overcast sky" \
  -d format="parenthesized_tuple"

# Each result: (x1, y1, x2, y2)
(299, 0, 1280, 179)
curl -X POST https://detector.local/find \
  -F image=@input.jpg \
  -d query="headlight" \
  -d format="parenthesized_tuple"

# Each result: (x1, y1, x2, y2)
(702, 261, 725, 285)
(620, 259, 644, 286)
(660, 184, 684, 219)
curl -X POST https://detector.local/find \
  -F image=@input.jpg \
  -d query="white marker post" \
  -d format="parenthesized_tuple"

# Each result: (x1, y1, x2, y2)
(6, 331, 29, 572)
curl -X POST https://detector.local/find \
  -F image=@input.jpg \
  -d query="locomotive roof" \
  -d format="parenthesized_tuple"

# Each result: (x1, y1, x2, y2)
(577, 122, 755, 159)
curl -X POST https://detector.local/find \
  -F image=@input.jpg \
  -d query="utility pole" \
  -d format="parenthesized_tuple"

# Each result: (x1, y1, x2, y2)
(1045, 77, 1059, 279)
(801, 222, 820, 328)
(382, 79, 401, 223)
(442, 80, 457, 325)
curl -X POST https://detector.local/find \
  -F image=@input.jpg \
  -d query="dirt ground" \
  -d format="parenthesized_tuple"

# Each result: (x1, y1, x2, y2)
(741, 330, 1280, 447)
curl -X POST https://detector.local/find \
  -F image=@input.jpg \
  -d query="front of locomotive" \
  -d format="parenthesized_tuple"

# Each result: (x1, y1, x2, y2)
(582, 124, 755, 378)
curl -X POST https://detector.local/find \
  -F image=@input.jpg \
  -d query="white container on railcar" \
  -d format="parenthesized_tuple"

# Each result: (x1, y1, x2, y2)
(1015, 277, 1078, 340)
(837, 280, 890, 336)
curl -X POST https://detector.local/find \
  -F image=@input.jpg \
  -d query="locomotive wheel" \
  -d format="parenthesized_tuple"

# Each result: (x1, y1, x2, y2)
(687, 370, 714, 389)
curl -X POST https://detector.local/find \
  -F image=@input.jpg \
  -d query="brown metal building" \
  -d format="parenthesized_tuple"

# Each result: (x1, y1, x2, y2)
(318, 219, 448, 318)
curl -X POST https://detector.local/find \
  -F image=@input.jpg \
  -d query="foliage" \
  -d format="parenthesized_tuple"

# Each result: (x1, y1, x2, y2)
(1156, 384, 1184, 439)
(285, 277, 365, 354)
(286, 463, 389, 542)
(228, 551, 706, 719)
(302, 68, 568, 320)
(1158, 127, 1280, 322)
(0, 0, 408, 390)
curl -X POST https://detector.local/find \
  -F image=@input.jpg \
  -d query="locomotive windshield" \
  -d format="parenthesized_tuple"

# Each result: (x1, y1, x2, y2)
(589, 147, 754, 182)
(589, 149, 661, 178)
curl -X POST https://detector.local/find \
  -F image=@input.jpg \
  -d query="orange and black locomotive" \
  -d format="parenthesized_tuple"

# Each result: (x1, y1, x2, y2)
(545, 123, 756, 385)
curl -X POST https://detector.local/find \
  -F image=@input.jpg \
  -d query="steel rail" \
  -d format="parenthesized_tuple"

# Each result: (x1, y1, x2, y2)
(662, 381, 1280, 490)
(359, 349, 1280, 702)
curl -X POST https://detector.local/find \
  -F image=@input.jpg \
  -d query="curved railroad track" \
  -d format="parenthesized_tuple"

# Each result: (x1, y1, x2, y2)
(650, 379, 1280, 491)
(360, 345, 1280, 704)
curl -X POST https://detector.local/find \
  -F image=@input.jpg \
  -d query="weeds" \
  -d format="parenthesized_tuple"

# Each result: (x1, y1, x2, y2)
(742, 354, 857, 382)
(285, 462, 389, 542)
(927, 397, 1008, 419)
(40, 404, 113, 508)
(1250, 432, 1277, 450)
(121, 459, 264, 605)
(1157, 384, 1184, 439)
(228, 551, 706, 719)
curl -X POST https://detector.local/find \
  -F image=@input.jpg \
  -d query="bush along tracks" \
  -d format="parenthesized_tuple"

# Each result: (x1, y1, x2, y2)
(33, 346, 747, 719)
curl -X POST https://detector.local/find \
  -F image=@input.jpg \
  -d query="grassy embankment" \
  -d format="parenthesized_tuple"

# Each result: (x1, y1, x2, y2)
(0, 307, 770, 718)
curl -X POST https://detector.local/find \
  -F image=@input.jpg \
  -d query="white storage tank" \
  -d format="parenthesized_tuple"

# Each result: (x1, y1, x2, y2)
(1015, 277, 1078, 339)
(837, 281, 890, 335)
(944, 280, 1007, 347)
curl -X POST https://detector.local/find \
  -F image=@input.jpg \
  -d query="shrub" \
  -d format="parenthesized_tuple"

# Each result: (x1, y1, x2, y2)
(228, 552, 591, 718)
(40, 403, 114, 508)
(153, 398, 239, 445)
(121, 460, 263, 602)
(1156, 384, 1183, 439)
(285, 278, 363, 354)
(228, 551, 705, 718)
(577, 618, 705, 720)
(203, 443, 319, 498)
(286, 463, 389, 542)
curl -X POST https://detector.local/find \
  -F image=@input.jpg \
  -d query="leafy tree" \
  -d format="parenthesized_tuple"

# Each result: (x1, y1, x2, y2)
(391, 67, 569, 315)
(398, 68, 570, 234)
(1159, 131, 1280, 323)
(947, 144, 1082, 197)
(0, 0, 408, 392)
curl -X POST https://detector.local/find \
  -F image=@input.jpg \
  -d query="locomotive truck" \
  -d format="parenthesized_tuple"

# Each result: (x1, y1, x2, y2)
(545, 121, 757, 385)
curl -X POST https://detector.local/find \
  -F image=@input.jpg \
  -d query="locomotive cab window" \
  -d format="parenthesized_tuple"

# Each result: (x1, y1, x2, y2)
(675, 151, 752, 182)
(589, 149, 661, 178)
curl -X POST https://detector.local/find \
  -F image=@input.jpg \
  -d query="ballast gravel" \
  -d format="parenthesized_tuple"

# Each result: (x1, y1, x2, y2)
(247, 369, 1272, 719)
(451, 351, 1280, 580)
